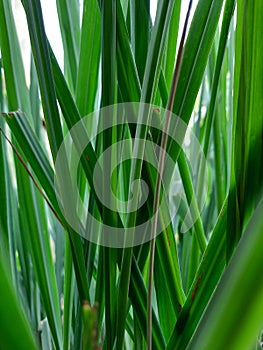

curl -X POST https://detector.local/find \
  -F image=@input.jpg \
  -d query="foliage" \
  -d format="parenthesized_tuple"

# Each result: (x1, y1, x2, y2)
(0, 0, 262, 349)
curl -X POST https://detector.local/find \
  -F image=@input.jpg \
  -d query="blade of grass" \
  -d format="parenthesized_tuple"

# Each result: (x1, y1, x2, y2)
(184, 232, 200, 293)
(94, 246, 105, 336)
(100, 1, 118, 347)
(76, 0, 101, 116)
(16, 213, 40, 329)
(196, 0, 235, 231)
(227, 0, 263, 259)
(154, 250, 176, 341)
(130, 0, 151, 83)
(0, 0, 30, 113)
(163, 0, 181, 92)
(29, 54, 41, 136)
(116, 0, 141, 103)
(202, 0, 236, 157)
(56, 0, 80, 90)
(63, 234, 74, 350)
(0, 124, 8, 258)
(9, 138, 63, 348)
(226, 8, 242, 261)
(243, 0, 263, 217)
(129, 257, 166, 350)
(188, 197, 263, 350)
(167, 199, 228, 350)
(0, 126, 18, 280)
(21, 0, 63, 159)
(0, 253, 38, 350)
(171, 0, 225, 127)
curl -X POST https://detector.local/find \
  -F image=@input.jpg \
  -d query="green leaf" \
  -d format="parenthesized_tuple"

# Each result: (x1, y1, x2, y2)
(56, 0, 80, 90)
(172, 0, 225, 125)
(227, 0, 263, 258)
(16, 169, 63, 349)
(0, 254, 38, 350)
(22, 0, 64, 159)
(189, 198, 263, 350)
(130, 0, 151, 82)
(0, 0, 30, 113)
(76, 0, 101, 115)
(167, 200, 228, 350)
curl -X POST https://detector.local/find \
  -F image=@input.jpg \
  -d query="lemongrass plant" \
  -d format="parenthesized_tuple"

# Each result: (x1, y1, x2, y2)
(0, 0, 263, 349)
